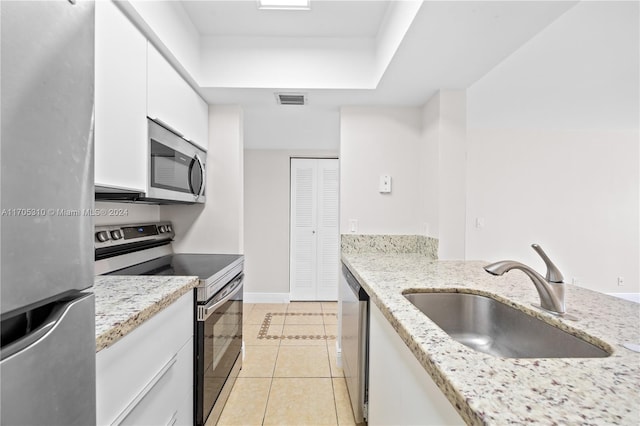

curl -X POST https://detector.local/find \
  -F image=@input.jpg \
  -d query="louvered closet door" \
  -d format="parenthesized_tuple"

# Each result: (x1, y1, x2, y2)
(290, 159, 339, 301)
(290, 160, 318, 301)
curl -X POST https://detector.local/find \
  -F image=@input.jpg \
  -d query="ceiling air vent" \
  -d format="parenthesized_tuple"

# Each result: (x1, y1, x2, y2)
(276, 93, 306, 106)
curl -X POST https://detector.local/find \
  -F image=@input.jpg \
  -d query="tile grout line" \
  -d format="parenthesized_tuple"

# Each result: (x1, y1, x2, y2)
(261, 324, 280, 426)
(327, 338, 340, 426)
(237, 303, 340, 425)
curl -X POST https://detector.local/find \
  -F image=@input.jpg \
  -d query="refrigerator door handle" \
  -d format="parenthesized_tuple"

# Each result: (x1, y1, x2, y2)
(1, 298, 75, 361)
(1, 293, 95, 426)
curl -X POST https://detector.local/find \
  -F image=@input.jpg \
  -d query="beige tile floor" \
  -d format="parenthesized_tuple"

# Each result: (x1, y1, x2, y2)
(217, 302, 358, 426)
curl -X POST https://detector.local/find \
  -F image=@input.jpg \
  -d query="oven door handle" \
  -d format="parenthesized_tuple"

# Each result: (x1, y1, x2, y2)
(198, 274, 243, 322)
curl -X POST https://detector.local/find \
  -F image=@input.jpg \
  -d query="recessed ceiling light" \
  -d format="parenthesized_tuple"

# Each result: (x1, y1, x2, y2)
(257, 0, 310, 11)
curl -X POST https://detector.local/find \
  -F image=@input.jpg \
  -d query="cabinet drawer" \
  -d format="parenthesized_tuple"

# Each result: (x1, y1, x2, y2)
(120, 337, 193, 426)
(173, 386, 194, 426)
(96, 291, 193, 425)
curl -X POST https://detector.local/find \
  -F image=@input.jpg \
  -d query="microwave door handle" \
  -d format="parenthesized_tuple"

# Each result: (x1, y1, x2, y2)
(194, 154, 206, 197)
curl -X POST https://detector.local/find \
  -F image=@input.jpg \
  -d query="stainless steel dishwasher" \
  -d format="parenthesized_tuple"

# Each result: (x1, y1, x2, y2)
(340, 262, 369, 424)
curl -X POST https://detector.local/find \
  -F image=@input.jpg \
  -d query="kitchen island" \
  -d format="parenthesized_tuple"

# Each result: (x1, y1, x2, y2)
(342, 252, 640, 425)
(94, 275, 198, 351)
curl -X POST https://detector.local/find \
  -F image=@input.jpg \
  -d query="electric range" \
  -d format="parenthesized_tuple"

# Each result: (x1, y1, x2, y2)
(94, 221, 244, 426)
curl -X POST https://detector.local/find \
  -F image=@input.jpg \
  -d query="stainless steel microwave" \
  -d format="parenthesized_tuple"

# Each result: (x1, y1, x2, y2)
(147, 118, 206, 204)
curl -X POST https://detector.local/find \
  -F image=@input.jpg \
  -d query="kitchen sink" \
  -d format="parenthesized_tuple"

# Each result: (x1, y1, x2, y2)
(403, 291, 611, 358)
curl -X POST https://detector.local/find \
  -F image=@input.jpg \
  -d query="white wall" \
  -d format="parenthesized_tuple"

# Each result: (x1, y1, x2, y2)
(243, 106, 339, 151)
(200, 36, 375, 89)
(466, 129, 638, 292)
(436, 91, 467, 260)
(340, 106, 424, 235)
(161, 105, 244, 254)
(244, 149, 338, 300)
(339, 97, 465, 262)
(466, 0, 639, 294)
(419, 94, 440, 239)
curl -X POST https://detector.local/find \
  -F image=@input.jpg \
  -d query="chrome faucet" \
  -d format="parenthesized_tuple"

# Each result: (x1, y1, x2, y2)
(484, 244, 566, 316)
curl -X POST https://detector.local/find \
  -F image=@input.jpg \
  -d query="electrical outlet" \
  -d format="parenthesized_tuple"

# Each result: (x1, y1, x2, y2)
(348, 219, 358, 233)
(572, 277, 581, 285)
(617, 276, 625, 286)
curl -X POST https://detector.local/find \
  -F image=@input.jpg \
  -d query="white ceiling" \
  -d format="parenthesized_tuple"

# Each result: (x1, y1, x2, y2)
(174, 0, 579, 149)
(194, 1, 578, 107)
(181, 0, 391, 38)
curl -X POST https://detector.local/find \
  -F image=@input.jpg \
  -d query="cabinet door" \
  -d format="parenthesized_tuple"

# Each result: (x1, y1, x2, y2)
(147, 43, 208, 150)
(95, 0, 147, 192)
(290, 158, 339, 301)
(96, 292, 193, 425)
(369, 303, 465, 425)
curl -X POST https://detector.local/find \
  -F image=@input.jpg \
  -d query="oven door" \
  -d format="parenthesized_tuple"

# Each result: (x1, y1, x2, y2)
(195, 273, 243, 426)
(147, 118, 206, 204)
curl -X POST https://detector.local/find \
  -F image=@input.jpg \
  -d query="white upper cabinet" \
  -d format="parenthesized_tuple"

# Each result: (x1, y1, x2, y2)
(147, 43, 209, 151)
(95, 0, 147, 192)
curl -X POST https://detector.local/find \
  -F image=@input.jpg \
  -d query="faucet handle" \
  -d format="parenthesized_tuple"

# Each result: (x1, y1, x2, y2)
(531, 244, 564, 283)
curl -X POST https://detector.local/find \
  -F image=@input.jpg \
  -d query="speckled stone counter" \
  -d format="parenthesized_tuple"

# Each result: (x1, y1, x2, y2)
(94, 275, 199, 352)
(342, 253, 640, 425)
(341, 234, 439, 258)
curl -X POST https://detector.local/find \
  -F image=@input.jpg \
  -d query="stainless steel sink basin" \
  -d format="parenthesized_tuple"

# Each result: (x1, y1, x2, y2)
(403, 291, 610, 358)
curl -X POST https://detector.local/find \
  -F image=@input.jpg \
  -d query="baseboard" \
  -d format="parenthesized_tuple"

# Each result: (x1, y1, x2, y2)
(244, 292, 291, 304)
(606, 293, 640, 303)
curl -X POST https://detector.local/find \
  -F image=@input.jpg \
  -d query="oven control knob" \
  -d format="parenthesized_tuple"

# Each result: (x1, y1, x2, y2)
(96, 231, 109, 242)
(166, 225, 172, 233)
(158, 225, 167, 233)
(110, 229, 123, 240)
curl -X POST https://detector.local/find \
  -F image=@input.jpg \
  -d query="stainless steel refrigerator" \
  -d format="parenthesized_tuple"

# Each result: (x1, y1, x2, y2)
(1, 1, 96, 424)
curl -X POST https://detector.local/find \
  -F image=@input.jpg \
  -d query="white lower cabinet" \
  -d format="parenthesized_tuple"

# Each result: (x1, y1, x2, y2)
(368, 303, 464, 426)
(96, 292, 193, 426)
(173, 385, 195, 426)
(119, 337, 192, 426)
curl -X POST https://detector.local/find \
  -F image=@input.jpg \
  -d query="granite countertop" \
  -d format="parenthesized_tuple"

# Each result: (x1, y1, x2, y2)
(94, 275, 199, 352)
(342, 252, 640, 425)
